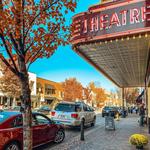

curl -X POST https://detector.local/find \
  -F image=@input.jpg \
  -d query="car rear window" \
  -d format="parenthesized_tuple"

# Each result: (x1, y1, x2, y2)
(104, 107, 114, 110)
(55, 104, 80, 112)
(40, 106, 50, 110)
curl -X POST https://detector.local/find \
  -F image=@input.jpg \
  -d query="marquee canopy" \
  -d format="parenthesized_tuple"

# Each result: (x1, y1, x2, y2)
(71, 0, 150, 87)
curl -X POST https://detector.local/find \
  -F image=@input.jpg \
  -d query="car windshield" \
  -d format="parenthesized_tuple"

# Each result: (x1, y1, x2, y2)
(40, 106, 50, 110)
(0, 112, 14, 123)
(55, 103, 79, 112)
(13, 106, 20, 111)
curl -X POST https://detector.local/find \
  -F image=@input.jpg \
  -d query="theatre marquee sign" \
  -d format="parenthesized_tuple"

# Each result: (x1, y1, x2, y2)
(71, 0, 150, 44)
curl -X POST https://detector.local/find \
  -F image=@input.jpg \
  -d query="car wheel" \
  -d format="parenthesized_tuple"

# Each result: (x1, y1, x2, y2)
(54, 129, 65, 143)
(5, 142, 20, 150)
(91, 117, 96, 127)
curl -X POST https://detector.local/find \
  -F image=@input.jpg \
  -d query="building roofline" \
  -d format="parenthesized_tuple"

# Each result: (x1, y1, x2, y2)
(37, 77, 61, 84)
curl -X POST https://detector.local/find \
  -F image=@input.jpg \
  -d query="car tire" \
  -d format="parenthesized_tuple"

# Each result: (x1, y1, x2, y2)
(54, 129, 65, 143)
(5, 141, 20, 150)
(91, 117, 96, 127)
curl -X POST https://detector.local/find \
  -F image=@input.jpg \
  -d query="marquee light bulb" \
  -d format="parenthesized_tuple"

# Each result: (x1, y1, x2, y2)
(145, 34, 148, 38)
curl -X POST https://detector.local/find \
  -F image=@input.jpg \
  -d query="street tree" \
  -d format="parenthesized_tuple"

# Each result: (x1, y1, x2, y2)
(0, 63, 21, 103)
(86, 82, 107, 107)
(83, 87, 92, 102)
(0, 62, 34, 106)
(95, 88, 107, 106)
(62, 78, 83, 101)
(0, 0, 77, 149)
(124, 88, 139, 104)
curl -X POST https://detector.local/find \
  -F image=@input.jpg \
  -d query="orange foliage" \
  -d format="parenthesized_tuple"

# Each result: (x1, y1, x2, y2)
(124, 88, 139, 104)
(87, 82, 107, 105)
(83, 87, 92, 102)
(95, 88, 107, 104)
(62, 78, 83, 101)
(0, 1, 77, 149)
(0, 0, 77, 75)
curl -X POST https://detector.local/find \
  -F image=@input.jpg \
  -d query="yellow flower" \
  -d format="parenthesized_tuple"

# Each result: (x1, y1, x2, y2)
(129, 134, 148, 146)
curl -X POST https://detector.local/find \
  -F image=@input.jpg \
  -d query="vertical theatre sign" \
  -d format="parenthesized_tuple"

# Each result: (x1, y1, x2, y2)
(72, 0, 150, 43)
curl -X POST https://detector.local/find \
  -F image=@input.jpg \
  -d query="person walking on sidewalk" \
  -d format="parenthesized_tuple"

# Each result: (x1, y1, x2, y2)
(139, 104, 145, 126)
(135, 106, 139, 114)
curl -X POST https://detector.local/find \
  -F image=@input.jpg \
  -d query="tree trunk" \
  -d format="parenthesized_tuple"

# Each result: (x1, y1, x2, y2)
(19, 58, 32, 150)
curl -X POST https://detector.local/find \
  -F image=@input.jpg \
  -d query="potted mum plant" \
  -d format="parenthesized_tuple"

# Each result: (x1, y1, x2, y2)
(129, 134, 148, 150)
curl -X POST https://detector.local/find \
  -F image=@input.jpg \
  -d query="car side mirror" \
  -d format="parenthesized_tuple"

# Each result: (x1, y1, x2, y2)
(50, 120, 55, 124)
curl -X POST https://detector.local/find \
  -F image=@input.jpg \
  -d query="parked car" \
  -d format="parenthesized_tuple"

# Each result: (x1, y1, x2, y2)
(0, 111, 65, 150)
(3, 106, 21, 112)
(12, 106, 21, 111)
(102, 106, 119, 118)
(37, 106, 51, 116)
(51, 101, 96, 127)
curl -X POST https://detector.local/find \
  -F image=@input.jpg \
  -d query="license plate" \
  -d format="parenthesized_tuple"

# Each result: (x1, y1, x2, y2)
(58, 115, 66, 119)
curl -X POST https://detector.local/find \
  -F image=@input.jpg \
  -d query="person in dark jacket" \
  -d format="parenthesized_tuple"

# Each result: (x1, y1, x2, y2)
(139, 104, 145, 126)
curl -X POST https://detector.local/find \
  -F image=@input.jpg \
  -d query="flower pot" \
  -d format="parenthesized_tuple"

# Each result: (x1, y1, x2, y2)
(136, 145, 144, 150)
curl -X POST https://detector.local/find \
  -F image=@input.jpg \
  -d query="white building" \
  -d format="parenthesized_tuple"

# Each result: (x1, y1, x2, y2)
(0, 68, 37, 107)
(28, 72, 37, 108)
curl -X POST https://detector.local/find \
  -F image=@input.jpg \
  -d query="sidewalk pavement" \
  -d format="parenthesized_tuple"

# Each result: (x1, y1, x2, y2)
(50, 114, 150, 150)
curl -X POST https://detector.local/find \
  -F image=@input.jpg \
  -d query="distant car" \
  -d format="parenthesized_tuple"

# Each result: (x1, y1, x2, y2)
(37, 106, 51, 116)
(0, 111, 65, 150)
(3, 106, 21, 112)
(51, 101, 96, 127)
(12, 106, 21, 111)
(102, 106, 119, 118)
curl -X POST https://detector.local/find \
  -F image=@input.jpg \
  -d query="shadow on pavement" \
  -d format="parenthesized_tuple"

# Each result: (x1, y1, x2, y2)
(33, 125, 96, 150)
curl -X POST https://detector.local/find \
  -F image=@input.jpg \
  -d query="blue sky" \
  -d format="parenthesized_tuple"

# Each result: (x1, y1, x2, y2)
(29, 0, 117, 91)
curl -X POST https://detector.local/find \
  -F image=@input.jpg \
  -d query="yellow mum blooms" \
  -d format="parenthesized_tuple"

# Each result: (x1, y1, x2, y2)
(129, 134, 148, 147)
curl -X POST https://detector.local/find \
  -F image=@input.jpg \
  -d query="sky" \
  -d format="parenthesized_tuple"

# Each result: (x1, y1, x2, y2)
(29, 0, 117, 92)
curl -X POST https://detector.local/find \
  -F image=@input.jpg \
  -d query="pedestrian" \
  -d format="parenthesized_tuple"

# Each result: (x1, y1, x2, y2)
(131, 107, 133, 114)
(128, 107, 131, 114)
(139, 104, 145, 126)
(135, 106, 139, 114)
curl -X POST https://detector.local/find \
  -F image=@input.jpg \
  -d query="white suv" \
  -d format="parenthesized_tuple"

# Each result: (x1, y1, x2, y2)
(51, 101, 96, 127)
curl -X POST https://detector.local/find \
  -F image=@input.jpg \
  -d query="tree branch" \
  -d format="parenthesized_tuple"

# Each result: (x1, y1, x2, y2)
(26, 37, 56, 70)
(0, 32, 19, 73)
(0, 53, 19, 76)
(9, 33, 23, 58)
(24, 0, 59, 40)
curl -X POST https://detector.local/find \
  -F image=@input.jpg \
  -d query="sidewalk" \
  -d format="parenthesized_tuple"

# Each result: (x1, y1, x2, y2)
(50, 114, 150, 150)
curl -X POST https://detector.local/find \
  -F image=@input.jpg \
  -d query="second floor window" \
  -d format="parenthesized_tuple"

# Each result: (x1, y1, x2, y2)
(45, 84, 56, 95)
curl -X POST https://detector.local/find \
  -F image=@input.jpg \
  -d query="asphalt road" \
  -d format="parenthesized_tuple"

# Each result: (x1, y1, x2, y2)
(34, 113, 104, 150)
